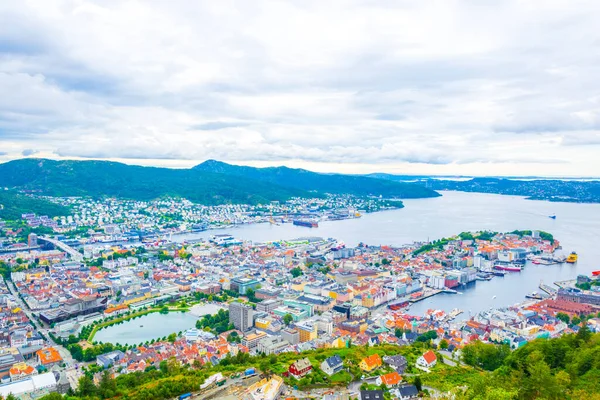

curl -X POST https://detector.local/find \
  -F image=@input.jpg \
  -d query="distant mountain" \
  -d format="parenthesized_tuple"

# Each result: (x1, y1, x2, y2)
(0, 159, 438, 206)
(0, 190, 69, 220)
(194, 160, 440, 199)
(367, 173, 600, 203)
(0, 159, 310, 205)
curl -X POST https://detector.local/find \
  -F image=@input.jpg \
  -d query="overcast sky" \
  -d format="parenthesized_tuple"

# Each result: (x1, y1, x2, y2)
(1, 1, 600, 176)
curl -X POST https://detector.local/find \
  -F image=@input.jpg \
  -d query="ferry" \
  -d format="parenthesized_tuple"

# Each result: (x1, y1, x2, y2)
(593, 270, 600, 276)
(494, 264, 522, 272)
(566, 252, 578, 263)
(525, 291, 543, 300)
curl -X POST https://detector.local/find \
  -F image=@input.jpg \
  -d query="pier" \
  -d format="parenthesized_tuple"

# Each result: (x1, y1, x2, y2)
(539, 282, 557, 296)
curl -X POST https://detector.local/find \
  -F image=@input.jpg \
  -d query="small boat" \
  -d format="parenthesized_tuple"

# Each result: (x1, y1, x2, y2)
(549, 215, 556, 219)
(492, 295, 497, 299)
(140, 325, 144, 327)
(566, 252, 578, 263)
(592, 270, 600, 276)
(525, 291, 543, 300)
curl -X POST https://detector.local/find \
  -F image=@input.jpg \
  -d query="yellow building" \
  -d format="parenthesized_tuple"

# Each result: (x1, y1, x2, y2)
(359, 354, 382, 372)
(254, 318, 271, 330)
(291, 281, 306, 292)
(296, 323, 317, 343)
(329, 337, 346, 348)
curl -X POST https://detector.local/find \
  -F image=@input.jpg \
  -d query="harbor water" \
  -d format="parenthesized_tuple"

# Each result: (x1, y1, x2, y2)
(174, 191, 600, 315)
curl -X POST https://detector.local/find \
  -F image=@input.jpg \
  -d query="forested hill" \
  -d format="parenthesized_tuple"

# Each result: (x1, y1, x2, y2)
(0, 159, 439, 204)
(368, 174, 600, 203)
(0, 159, 309, 205)
(194, 160, 440, 199)
(0, 190, 70, 220)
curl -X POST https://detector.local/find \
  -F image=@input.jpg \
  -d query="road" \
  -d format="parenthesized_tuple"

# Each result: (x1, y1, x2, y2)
(438, 350, 458, 367)
(40, 236, 84, 261)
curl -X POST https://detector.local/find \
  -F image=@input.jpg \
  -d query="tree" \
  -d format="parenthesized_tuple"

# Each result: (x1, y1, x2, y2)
(290, 267, 303, 278)
(576, 323, 592, 343)
(439, 339, 449, 350)
(167, 333, 177, 343)
(571, 315, 582, 326)
(159, 360, 169, 374)
(283, 313, 293, 326)
(259, 360, 271, 375)
(98, 369, 116, 399)
(414, 376, 422, 392)
(78, 374, 97, 397)
(556, 312, 570, 324)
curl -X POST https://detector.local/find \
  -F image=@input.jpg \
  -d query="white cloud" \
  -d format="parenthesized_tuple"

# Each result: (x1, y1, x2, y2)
(1, 0, 600, 176)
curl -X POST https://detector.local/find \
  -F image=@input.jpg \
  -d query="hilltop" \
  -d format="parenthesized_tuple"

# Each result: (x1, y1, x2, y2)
(194, 160, 440, 199)
(0, 159, 439, 205)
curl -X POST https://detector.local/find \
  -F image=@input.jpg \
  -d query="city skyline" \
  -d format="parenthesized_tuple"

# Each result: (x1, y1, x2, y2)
(2, 1, 600, 177)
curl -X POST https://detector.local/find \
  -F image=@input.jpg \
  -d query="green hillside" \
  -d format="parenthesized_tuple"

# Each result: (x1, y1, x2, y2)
(0, 159, 439, 205)
(0, 159, 312, 205)
(194, 160, 440, 198)
(0, 190, 70, 220)
(36, 331, 600, 400)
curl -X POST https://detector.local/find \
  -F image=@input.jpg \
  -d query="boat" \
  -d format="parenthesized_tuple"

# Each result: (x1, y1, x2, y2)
(566, 252, 578, 263)
(525, 291, 543, 300)
(492, 270, 507, 277)
(494, 264, 522, 272)
(293, 219, 319, 228)
(592, 270, 600, 276)
(549, 215, 556, 219)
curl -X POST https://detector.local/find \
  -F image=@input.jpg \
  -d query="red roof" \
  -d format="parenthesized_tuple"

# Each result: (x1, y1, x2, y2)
(422, 350, 437, 365)
(380, 371, 402, 386)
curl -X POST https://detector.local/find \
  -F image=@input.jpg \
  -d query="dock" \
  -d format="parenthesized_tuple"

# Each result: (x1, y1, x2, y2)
(409, 289, 442, 303)
(554, 280, 576, 289)
(539, 282, 557, 296)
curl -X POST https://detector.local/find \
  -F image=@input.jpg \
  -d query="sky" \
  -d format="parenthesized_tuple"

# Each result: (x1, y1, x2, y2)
(1, 0, 600, 177)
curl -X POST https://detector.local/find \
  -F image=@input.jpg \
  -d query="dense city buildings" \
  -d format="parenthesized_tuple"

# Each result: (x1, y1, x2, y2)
(1, 206, 599, 399)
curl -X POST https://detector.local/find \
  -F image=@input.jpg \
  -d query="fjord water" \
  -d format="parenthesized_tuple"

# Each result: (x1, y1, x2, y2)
(176, 191, 600, 315)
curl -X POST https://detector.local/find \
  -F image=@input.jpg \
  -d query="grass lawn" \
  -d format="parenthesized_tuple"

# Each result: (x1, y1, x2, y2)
(330, 370, 353, 383)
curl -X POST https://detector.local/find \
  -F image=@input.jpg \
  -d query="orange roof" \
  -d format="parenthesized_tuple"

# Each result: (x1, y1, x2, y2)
(37, 347, 63, 365)
(362, 354, 382, 368)
(422, 350, 437, 364)
(379, 371, 402, 386)
(10, 365, 35, 375)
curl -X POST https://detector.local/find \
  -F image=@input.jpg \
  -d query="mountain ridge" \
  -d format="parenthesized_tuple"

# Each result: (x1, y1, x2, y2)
(194, 159, 440, 199)
(0, 158, 439, 204)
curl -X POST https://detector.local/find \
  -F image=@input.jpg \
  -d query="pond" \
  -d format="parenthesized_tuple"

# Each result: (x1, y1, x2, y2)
(93, 311, 198, 346)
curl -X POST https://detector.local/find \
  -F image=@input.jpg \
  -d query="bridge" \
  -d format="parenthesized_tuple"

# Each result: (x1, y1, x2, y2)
(40, 236, 83, 262)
